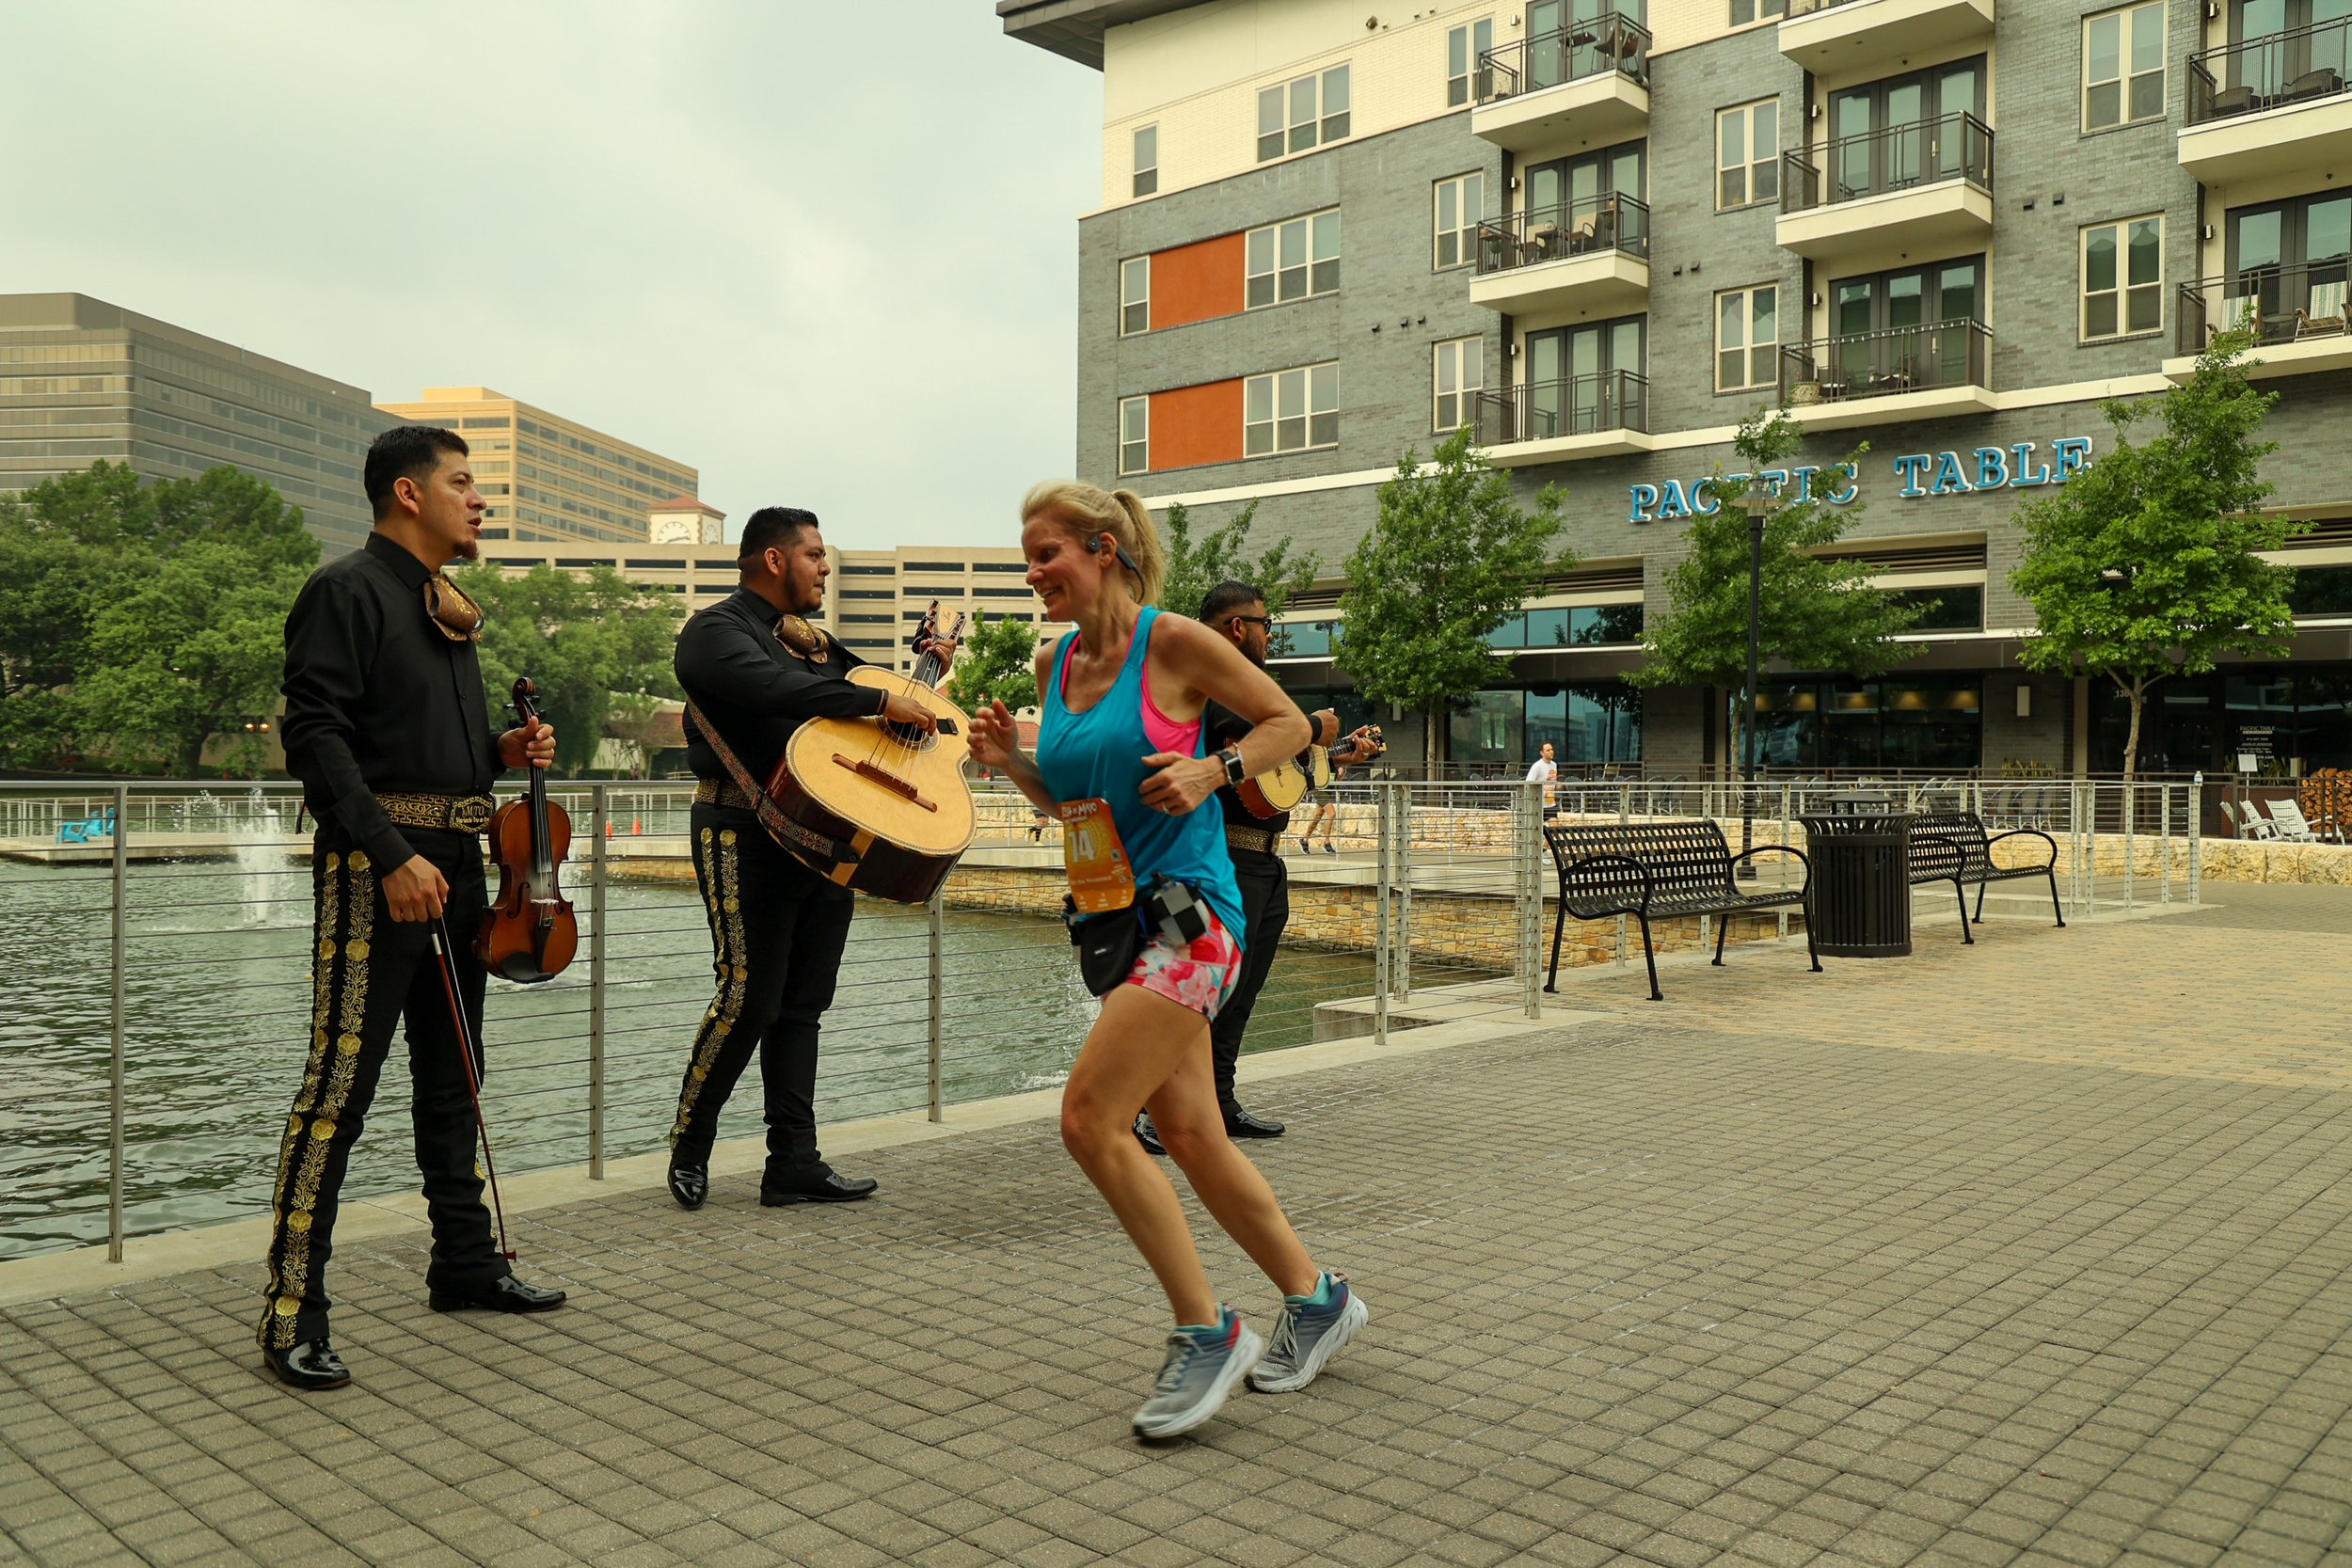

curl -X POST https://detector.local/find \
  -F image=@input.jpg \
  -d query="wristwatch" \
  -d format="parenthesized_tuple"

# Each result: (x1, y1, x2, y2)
(1218, 745, 1247, 784)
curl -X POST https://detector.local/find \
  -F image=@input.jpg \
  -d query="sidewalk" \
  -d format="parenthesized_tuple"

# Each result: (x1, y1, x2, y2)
(4, 888, 2350, 1567)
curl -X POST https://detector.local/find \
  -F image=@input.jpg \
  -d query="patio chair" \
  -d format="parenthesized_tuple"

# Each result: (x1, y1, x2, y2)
(2208, 83, 2260, 118)
(2297, 280, 2349, 340)
(2283, 67, 2345, 103)
(2214, 293, 2261, 341)
(2219, 800, 2273, 839)
(2266, 798, 2338, 844)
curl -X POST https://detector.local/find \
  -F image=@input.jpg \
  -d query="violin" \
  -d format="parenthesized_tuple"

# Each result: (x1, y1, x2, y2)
(477, 676, 578, 983)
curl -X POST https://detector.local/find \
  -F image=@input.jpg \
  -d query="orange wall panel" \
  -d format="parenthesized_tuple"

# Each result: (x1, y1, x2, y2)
(1148, 379, 1243, 471)
(1149, 232, 1245, 331)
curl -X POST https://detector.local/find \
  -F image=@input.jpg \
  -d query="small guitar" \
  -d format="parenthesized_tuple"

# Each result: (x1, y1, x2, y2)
(1237, 725, 1385, 818)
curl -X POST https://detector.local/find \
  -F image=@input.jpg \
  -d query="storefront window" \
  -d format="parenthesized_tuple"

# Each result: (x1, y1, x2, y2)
(2090, 665, 2352, 774)
(1749, 676, 1980, 769)
(2292, 565, 2352, 617)
(1279, 618, 1336, 657)
(1483, 603, 1644, 649)
(1446, 684, 1643, 768)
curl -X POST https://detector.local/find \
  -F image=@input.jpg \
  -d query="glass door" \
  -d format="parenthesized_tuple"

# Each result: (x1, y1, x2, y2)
(1829, 58, 1984, 198)
(1527, 318, 1645, 432)
(1528, 0, 1565, 89)
(1527, 331, 1565, 438)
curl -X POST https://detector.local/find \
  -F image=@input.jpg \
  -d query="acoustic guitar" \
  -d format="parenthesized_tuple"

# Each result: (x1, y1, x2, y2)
(760, 612, 976, 904)
(1236, 725, 1386, 818)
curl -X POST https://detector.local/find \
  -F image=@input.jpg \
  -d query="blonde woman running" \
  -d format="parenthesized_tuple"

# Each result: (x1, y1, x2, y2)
(969, 480, 1370, 1439)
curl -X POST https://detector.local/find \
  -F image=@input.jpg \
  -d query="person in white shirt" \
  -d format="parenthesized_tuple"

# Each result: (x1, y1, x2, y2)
(1525, 741, 1558, 817)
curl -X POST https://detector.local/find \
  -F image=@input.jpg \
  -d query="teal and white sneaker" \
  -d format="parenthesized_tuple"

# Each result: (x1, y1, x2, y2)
(1132, 1307, 1263, 1439)
(1248, 1271, 1367, 1393)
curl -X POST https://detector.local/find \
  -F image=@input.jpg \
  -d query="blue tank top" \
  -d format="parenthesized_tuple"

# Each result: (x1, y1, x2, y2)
(1035, 607, 1246, 945)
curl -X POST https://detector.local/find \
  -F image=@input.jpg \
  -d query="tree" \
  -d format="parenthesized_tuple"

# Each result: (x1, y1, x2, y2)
(452, 563, 682, 772)
(602, 692, 677, 778)
(2011, 333, 2290, 780)
(1155, 499, 1319, 627)
(1630, 408, 1923, 771)
(943, 610, 1042, 716)
(1334, 429, 1569, 761)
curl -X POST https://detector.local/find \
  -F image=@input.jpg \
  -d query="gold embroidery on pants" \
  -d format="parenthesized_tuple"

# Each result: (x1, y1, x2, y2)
(260, 855, 342, 1333)
(670, 826, 748, 1149)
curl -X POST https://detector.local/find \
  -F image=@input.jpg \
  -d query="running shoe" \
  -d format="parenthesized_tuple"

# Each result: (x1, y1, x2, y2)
(1132, 1307, 1263, 1439)
(1249, 1271, 1367, 1393)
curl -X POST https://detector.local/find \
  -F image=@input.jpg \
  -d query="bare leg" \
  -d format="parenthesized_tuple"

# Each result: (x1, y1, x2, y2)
(1146, 1044, 1317, 1298)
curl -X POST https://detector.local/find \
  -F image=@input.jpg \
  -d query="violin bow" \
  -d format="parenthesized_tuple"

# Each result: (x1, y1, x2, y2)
(431, 918, 516, 1264)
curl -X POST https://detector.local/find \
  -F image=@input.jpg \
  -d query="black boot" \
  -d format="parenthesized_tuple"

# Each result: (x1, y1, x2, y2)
(262, 1337, 351, 1391)
(667, 1163, 708, 1210)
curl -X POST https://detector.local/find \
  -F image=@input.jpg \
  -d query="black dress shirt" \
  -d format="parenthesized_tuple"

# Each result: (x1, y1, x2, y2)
(280, 532, 503, 871)
(676, 588, 888, 785)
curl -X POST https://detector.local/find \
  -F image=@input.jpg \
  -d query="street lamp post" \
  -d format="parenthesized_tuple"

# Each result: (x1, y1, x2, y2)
(1734, 474, 1774, 878)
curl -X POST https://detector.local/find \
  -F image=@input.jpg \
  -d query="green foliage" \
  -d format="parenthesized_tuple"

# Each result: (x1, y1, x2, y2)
(2010, 332, 2291, 777)
(1156, 499, 1320, 627)
(451, 562, 682, 772)
(943, 610, 1041, 716)
(1334, 429, 1569, 756)
(0, 462, 318, 772)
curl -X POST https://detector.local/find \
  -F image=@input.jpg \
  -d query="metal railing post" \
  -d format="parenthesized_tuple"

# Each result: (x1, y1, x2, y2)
(2189, 774, 2203, 905)
(587, 784, 608, 1180)
(1374, 785, 1391, 1044)
(2160, 783, 2173, 905)
(1395, 786, 1413, 1001)
(1614, 781, 1630, 964)
(1518, 781, 1543, 1020)
(1777, 784, 1792, 939)
(108, 784, 127, 1263)
(927, 885, 945, 1122)
(2123, 780, 2137, 910)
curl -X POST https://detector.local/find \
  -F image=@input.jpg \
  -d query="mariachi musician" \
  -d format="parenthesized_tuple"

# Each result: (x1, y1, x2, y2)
(259, 425, 567, 1394)
(666, 506, 952, 1212)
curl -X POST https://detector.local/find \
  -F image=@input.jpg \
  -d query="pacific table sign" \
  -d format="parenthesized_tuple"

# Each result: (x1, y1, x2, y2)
(767, 612, 977, 904)
(1628, 436, 2096, 523)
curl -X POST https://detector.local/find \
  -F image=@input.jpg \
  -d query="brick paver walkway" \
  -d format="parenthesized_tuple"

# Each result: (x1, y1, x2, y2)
(5, 889, 2351, 1568)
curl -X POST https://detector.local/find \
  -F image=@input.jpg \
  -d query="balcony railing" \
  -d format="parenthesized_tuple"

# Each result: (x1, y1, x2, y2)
(2174, 260, 2352, 356)
(1785, 0, 1874, 12)
(1475, 371, 1650, 444)
(1474, 12, 1651, 103)
(1779, 319, 1992, 404)
(1473, 194, 1652, 275)
(2186, 16, 2352, 124)
(1782, 112, 1994, 212)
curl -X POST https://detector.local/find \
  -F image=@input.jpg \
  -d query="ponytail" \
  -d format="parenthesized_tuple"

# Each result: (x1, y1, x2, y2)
(1020, 479, 1167, 607)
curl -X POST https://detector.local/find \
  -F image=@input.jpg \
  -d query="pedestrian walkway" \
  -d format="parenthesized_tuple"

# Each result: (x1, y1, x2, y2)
(5, 889, 2351, 1567)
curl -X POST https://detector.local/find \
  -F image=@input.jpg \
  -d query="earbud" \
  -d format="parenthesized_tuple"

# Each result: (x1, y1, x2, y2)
(1086, 534, 1106, 554)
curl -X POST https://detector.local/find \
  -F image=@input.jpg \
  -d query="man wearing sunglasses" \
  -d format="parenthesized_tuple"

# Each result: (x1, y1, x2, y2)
(260, 425, 567, 1393)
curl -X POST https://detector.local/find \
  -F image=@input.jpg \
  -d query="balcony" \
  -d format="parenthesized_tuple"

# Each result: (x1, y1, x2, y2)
(1471, 14, 1650, 155)
(1469, 195, 1650, 319)
(1777, 113, 1994, 261)
(2180, 18, 2352, 183)
(1473, 371, 1653, 465)
(2165, 261, 2352, 381)
(1778, 0, 1996, 78)
(1778, 320, 1995, 430)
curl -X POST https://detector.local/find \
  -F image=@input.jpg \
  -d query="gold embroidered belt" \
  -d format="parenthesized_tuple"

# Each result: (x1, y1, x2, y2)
(1225, 824, 1281, 857)
(376, 791, 496, 834)
(694, 777, 763, 812)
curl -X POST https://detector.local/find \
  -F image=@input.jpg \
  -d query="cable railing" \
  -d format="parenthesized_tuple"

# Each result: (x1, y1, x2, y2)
(2173, 259, 2352, 356)
(1473, 194, 1651, 275)
(1474, 370, 1650, 445)
(1779, 318, 1992, 405)
(2186, 16, 2352, 124)
(1473, 12, 1651, 103)
(1780, 111, 1994, 214)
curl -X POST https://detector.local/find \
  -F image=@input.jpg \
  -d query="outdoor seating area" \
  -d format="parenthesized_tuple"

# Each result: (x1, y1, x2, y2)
(2224, 795, 2348, 843)
(52, 806, 115, 845)
(1905, 810, 2067, 935)
(1542, 818, 1820, 1001)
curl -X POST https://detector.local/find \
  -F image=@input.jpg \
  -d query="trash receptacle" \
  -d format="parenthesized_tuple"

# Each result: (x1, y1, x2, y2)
(1799, 802, 1912, 958)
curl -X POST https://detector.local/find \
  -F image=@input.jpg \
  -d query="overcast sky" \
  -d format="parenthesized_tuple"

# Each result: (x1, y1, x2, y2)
(1, 1, 1102, 550)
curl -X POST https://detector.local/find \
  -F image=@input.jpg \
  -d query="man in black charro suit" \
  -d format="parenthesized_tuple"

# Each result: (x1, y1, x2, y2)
(259, 425, 568, 1393)
(665, 506, 945, 1211)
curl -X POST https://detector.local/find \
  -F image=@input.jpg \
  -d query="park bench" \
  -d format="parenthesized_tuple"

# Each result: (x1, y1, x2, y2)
(1907, 811, 2065, 934)
(1542, 819, 1819, 1002)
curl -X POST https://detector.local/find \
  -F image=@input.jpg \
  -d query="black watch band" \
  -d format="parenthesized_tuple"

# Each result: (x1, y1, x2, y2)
(1219, 746, 1247, 784)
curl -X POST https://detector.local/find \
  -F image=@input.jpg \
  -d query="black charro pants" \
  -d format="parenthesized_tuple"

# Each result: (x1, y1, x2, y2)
(668, 805, 857, 1180)
(1209, 849, 1290, 1114)
(257, 830, 506, 1351)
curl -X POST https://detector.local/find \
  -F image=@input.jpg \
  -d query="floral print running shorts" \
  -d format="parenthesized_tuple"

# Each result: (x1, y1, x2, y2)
(1124, 909, 1244, 1020)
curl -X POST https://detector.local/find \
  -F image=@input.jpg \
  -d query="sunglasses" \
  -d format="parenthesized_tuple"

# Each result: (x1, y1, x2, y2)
(1228, 615, 1274, 630)
(423, 574, 485, 643)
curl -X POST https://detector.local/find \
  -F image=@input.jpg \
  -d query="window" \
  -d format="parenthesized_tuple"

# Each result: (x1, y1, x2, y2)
(1716, 100, 1779, 210)
(1728, 0, 1785, 23)
(840, 563, 893, 575)
(1246, 210, 1341, 307)
(1715, 285, 1780, 391)
(1119, 396, 1148, 475)
(1447, 19, 1493, 106)
(1244, 363, 1338, 455)
(1433, 338, 1483, 431)
(1257, 64, 1350, 161)
(1132, 124, 1158, 198)
(1434, 173, 1486, 268)
(2084, 4, 2165, 131)
(838, 588, 895, 599)
(2082, 216, 2164, 340)
(1120, 257, 1150, 335)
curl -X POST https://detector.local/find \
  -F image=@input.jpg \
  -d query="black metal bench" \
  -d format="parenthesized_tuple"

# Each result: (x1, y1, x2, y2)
(1542, 819, 1820, 1001)
(1907, 811, 2066, 937)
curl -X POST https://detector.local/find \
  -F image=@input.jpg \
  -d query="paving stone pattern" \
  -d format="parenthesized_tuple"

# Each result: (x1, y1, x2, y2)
(5, 888, 2352, 1567)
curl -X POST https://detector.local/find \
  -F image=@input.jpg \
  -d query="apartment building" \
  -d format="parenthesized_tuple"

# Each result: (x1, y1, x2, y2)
(375, 387, 702, 547)
(1003, 0, 2352, 779)
(0, 293, 398, 554)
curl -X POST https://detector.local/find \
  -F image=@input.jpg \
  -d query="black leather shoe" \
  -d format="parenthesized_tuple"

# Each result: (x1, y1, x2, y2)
(1134, 1111, 1168, 1157)
(761, 1170, 877, 1205)
(667, 1163, 707, 1210)
(262, 1337, 351, 1391)
(429, 1275, 568, 1314)
(1224, 1105, 1286, 1139)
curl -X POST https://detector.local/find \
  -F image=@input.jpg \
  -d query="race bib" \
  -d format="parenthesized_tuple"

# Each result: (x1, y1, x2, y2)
(1059, 798, 1137, 913)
